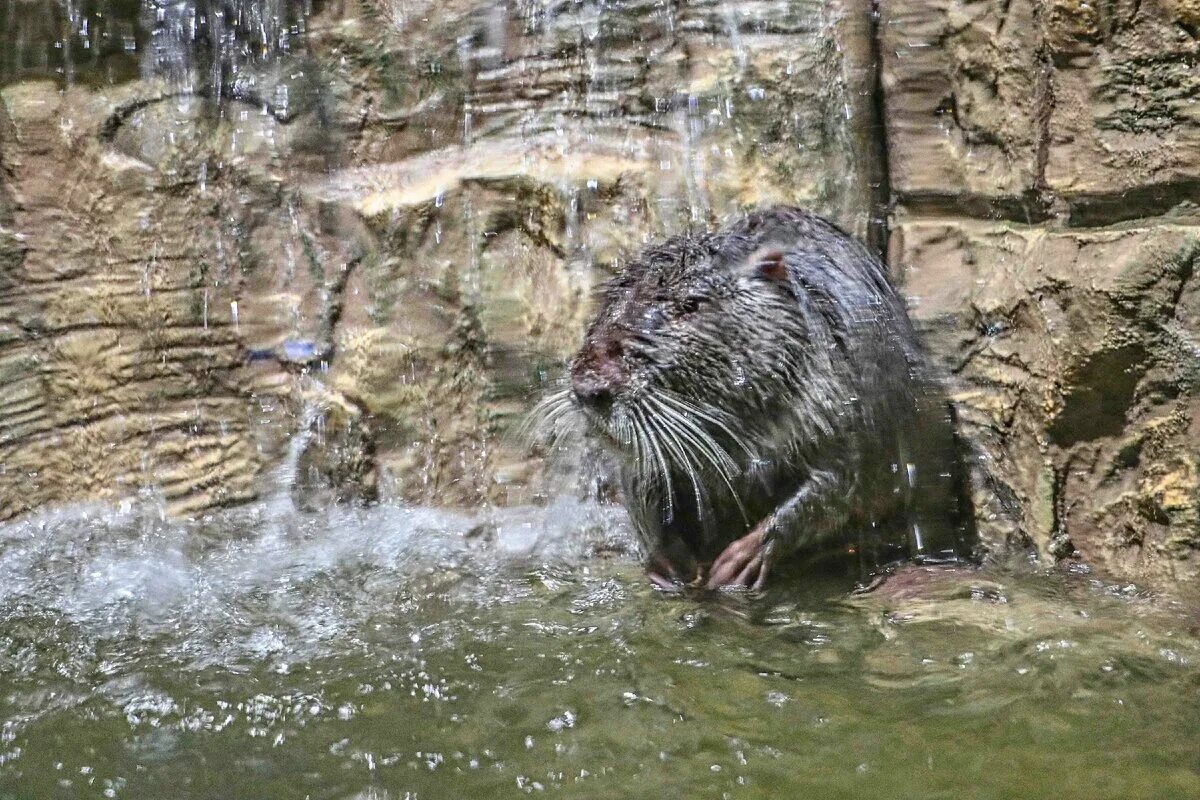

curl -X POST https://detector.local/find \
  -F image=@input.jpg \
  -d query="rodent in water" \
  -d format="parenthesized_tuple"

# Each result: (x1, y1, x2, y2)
(535, 206, 973, 589)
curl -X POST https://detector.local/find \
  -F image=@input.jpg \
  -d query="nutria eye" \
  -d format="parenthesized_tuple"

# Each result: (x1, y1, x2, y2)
(678, 296, 704, 315)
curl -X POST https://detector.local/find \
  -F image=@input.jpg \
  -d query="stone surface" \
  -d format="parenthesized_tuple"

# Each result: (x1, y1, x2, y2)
(0, 75, 353, 519)
(880, 0, 1200, 222)
(881, 0, 1200, 590)
(295, 0, 883, 507)
(896, 220, 1200, 586)
(0, 0, 881, 515)
(1, 0, 1198, 592)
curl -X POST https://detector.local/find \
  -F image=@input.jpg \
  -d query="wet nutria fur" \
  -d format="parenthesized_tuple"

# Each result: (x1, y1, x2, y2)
(536, 206, 973, 589)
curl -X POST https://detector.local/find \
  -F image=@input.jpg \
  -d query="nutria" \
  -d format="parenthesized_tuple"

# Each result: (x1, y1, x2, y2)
(536, 206, 972, 589)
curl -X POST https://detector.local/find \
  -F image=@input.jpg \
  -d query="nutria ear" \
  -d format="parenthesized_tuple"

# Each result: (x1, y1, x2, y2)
(753, 250, 789, 282)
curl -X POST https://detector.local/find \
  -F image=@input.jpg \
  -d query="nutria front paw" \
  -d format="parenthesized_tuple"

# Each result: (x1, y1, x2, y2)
(647, 552, 686, 590)
(705, 528, 769, 590)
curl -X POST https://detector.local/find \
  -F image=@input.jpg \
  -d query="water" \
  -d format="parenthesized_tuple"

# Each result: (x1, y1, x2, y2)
(0, 501, 1197, 798)
(0, 0, 314, 88)
(1, 1, 1198, 796)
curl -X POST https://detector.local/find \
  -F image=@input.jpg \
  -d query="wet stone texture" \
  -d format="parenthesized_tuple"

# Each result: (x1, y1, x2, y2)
(304, 0, 884, 508)
(0, 72, 370, 519)
(0, 1, 879, 515)
(883, 0, 1200, 587)
(880, 0, 1200, 221)
(1, 0, 1199, 590)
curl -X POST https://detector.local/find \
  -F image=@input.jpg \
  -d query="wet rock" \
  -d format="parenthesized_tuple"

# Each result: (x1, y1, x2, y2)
(299, 0, 883, 507)
(896, 220, 1200, 586)
(291, 381, 379, 510)
(0, 0, 879, 518)
(1, 0, 1198, 596)
(0, 74, 352, 519)
(880, 0, 1200, 222)
(878, 0, 1045, 209)
(881, 0, 1200, 592)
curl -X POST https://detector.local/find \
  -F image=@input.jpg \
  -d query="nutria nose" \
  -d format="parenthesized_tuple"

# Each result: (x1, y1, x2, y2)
(572, 375, 615, 409)
(570, 338, 626, 410)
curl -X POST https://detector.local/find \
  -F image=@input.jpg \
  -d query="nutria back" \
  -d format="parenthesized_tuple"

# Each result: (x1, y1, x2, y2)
(540, 206, 974, 587)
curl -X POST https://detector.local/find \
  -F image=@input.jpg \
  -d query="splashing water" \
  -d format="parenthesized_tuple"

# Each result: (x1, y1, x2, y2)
(0, 1, 1198, 798)
(1, 499, 1198, 798)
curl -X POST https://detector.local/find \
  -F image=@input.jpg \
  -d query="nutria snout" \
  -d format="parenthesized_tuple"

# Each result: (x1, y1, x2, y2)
(536, 206, 974, 590)
(570, 337, 626, 411)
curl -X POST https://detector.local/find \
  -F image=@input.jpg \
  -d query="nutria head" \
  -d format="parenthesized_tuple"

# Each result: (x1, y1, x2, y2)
(530, 207, 907, 521)
(565, 229, 812, 462)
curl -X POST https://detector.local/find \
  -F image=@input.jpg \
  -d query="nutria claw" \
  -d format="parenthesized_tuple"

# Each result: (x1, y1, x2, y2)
(646, 552, 684, 590)
(705, 527, 769, 590)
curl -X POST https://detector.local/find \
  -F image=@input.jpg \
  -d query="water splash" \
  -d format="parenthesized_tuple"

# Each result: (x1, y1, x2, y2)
(264, 389, 322, 519)
(0, 500, 1195, 799)
(0, 495, 636, 668)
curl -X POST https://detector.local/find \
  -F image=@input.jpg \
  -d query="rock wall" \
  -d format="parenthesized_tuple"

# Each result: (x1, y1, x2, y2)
(0, 77, 350, 519)
(1, 0, 1198, 588)
(0, 0, 879, 517)
(882, 0, 1200, 586)
(304, 0, 883, 507)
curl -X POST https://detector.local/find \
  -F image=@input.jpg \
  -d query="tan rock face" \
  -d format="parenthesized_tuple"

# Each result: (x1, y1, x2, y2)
(896, 221, 1200, 585)
(880, 0, 1200, 221)
(881, 0, 1200, 588)
(0, 77, 357, 519)
(295, 0, 884, 507)
(1, 0, 1197, 590)
(1, 0, 879, 514)
(880, 0, 1045, 206)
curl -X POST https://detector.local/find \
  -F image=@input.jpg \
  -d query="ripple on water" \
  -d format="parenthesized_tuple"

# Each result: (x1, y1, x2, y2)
(0, 500, 1198, 799)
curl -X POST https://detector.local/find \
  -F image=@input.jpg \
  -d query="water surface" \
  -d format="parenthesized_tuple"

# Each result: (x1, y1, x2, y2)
(2, 2, 1198, 797)
(0, 501, 1196, 799)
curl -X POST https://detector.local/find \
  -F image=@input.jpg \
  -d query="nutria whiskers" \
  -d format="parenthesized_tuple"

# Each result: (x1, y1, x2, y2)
(534, 206, 972, 589)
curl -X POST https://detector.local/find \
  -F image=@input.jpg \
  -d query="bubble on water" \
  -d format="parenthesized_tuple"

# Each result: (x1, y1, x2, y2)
(546, 710, 576, 732)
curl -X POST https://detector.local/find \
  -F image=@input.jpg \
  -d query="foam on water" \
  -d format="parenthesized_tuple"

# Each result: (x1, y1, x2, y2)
(0, 497, 638, 669)
(1, 498, 1198, 799)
